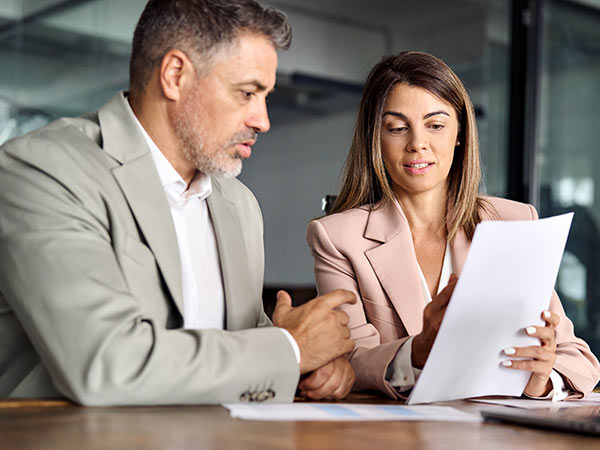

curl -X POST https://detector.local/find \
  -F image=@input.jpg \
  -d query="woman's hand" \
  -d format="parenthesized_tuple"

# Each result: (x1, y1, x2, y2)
(411, 274, 458, 369)
(502, 310, 560, 397)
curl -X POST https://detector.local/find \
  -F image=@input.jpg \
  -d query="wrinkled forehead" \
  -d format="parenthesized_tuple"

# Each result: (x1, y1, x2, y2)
(195, 32, 278, 91)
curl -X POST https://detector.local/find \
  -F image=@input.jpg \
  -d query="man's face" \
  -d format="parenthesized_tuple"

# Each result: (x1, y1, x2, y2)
(172, 33, 278, 178)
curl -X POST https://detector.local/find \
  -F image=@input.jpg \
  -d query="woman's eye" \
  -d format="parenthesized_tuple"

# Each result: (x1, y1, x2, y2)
(388, 127, 407, 133)
(430, 124, 445, 130)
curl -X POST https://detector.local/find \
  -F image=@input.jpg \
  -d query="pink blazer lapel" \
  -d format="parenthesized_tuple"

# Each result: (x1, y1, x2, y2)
(363, 200, 425, 336)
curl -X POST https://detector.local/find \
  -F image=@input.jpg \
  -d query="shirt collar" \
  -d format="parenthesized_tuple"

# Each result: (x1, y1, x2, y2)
(127, 100, 212, 205)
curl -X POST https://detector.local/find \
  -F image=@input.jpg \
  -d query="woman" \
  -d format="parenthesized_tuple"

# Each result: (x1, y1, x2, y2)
(307, 51, 600, 400)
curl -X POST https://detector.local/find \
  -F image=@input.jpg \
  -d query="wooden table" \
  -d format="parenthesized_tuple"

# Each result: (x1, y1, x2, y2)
(1, 394, 598, 450)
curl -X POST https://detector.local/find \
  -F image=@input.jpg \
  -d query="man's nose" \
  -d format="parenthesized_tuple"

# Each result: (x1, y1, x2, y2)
(247, 100, 270, 133)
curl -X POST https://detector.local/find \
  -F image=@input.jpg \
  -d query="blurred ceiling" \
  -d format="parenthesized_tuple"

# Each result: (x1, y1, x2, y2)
(0, 0, 598, 125)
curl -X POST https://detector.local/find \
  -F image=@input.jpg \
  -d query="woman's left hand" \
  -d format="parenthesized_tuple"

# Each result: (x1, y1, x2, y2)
(502, 310, 560, 397)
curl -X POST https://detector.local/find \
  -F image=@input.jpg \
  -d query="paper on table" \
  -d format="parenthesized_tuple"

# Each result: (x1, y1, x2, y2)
(573, 392, 600, 403)
(470, 393, 600, 409)
(223, 403, 480, 422)
(474, 392, 600, 409)
(408, 213, 573, 405)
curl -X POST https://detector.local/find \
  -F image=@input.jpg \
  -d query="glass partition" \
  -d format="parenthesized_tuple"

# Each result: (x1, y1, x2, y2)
(536, 0, 600, 357)
(0, 0, 140, 145)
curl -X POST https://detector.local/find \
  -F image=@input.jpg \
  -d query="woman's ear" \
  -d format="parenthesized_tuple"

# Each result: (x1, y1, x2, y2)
(455, 126, 463, 147)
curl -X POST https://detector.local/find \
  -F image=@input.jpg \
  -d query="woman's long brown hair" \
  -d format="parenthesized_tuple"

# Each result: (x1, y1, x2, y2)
(330, 51, 486, 242)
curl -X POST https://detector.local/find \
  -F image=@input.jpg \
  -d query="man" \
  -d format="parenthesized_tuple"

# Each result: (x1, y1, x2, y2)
(0, 0, 355, 405)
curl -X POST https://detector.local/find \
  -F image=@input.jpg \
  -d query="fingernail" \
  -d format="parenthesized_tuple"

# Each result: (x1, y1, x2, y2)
(502, 360, 512, 367)
(543, 311, 551, 319)
(503, 347, 516, 355)
(526, 326, 536, 335)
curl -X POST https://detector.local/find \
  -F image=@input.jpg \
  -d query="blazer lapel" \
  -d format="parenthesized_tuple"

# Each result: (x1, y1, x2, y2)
(363, 198, 476, 335)
(98, 93, 184, 317)
(364, 201, 425, 336)
(206, 179, 252, 330)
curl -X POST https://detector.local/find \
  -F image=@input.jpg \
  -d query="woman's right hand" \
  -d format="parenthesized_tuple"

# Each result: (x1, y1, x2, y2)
(411, 274, 458, 369)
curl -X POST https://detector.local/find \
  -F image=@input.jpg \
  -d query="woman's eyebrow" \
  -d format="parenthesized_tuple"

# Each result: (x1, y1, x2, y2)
(423, 111, 450, 119)
(382, 110, 450, 119)
(382, 111, 407, 119)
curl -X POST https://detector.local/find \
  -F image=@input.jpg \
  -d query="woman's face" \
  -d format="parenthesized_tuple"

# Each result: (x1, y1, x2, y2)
(380, 83, 459, 200)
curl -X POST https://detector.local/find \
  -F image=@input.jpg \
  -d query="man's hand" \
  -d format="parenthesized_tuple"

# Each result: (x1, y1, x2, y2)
(298, 356, 355, 400)
(273, 289, 356, 374)
(502, 310, 560, 397)
(411, 274, 457, 369)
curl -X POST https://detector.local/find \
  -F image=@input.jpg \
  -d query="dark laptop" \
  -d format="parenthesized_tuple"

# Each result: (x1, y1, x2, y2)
(482, 408, 600, 436)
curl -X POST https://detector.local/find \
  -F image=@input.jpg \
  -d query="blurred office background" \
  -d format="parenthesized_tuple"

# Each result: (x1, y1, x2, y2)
(1, 0, 599, 359)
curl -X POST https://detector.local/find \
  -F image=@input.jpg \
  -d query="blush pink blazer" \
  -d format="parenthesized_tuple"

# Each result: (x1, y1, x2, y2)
(307, 196, 600, 399)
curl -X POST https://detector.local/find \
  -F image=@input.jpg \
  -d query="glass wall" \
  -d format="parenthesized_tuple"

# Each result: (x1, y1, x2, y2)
(472, 0, 512, 198)
(0, 0, 141, 145)
(536, 0, 600, 356)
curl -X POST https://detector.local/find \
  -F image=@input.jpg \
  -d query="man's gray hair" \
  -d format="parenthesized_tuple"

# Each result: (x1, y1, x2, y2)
(129, 0, 291, 92)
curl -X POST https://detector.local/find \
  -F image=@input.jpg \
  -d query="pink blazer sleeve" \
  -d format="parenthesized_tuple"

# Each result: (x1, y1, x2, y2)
(525, 206, 600, 396)
(307, 220, 406, 399)
(550, 290, 600, 396)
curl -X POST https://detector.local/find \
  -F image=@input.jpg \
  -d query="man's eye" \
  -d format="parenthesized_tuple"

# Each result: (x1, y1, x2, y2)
(242, 91, 254, 99)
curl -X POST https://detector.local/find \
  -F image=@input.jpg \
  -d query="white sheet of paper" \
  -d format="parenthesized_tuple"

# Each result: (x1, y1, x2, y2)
(408, 213, 573, 405)
(223, 403, 480, 422)
(470, 393, 600, 409)
(573, 392, 600, 403)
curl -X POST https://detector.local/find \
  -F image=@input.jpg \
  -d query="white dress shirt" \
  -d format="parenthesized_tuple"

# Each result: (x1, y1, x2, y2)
(128, 106, 300, 361)
(143, 132, 225, 329)
(386, 241, 568, 401)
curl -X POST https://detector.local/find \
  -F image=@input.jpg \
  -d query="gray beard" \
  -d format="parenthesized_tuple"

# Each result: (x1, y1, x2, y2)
(182, 139, 243, 179)
(175, 119, 257, 179)
(172, 89, 258, 178)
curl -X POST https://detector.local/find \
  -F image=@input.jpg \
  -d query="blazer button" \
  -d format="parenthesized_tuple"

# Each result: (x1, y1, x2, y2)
(254, 389, 275, 402)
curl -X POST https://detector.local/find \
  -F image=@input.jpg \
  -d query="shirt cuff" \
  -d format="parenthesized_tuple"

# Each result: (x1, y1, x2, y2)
(523, 369, 570, 402)
(279, 328, 301, 364)
(385, 336, 422, 392)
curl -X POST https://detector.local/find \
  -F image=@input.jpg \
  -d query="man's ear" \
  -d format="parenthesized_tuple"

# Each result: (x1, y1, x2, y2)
(159, 50, 195, 101)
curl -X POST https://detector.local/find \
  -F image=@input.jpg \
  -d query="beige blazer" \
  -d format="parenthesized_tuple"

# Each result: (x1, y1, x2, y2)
(0, 92, 299, 405)
(307, 197, 600, 399)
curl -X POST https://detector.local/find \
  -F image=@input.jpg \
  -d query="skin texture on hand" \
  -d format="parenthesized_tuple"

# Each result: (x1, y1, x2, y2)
(298, 356, 355, 400)
(272, 289, 356, 374)
(502, 310, 560, 397)
(411, 274, 458, 369)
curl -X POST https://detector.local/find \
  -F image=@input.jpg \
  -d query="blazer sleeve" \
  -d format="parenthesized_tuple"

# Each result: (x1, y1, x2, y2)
(307, 220, 407, 399)
(526, 205, 600, 396)
(0, 147, 299, 406)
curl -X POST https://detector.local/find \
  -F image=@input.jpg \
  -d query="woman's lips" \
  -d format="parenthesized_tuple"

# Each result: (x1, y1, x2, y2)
(403, 161, 434, 174)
